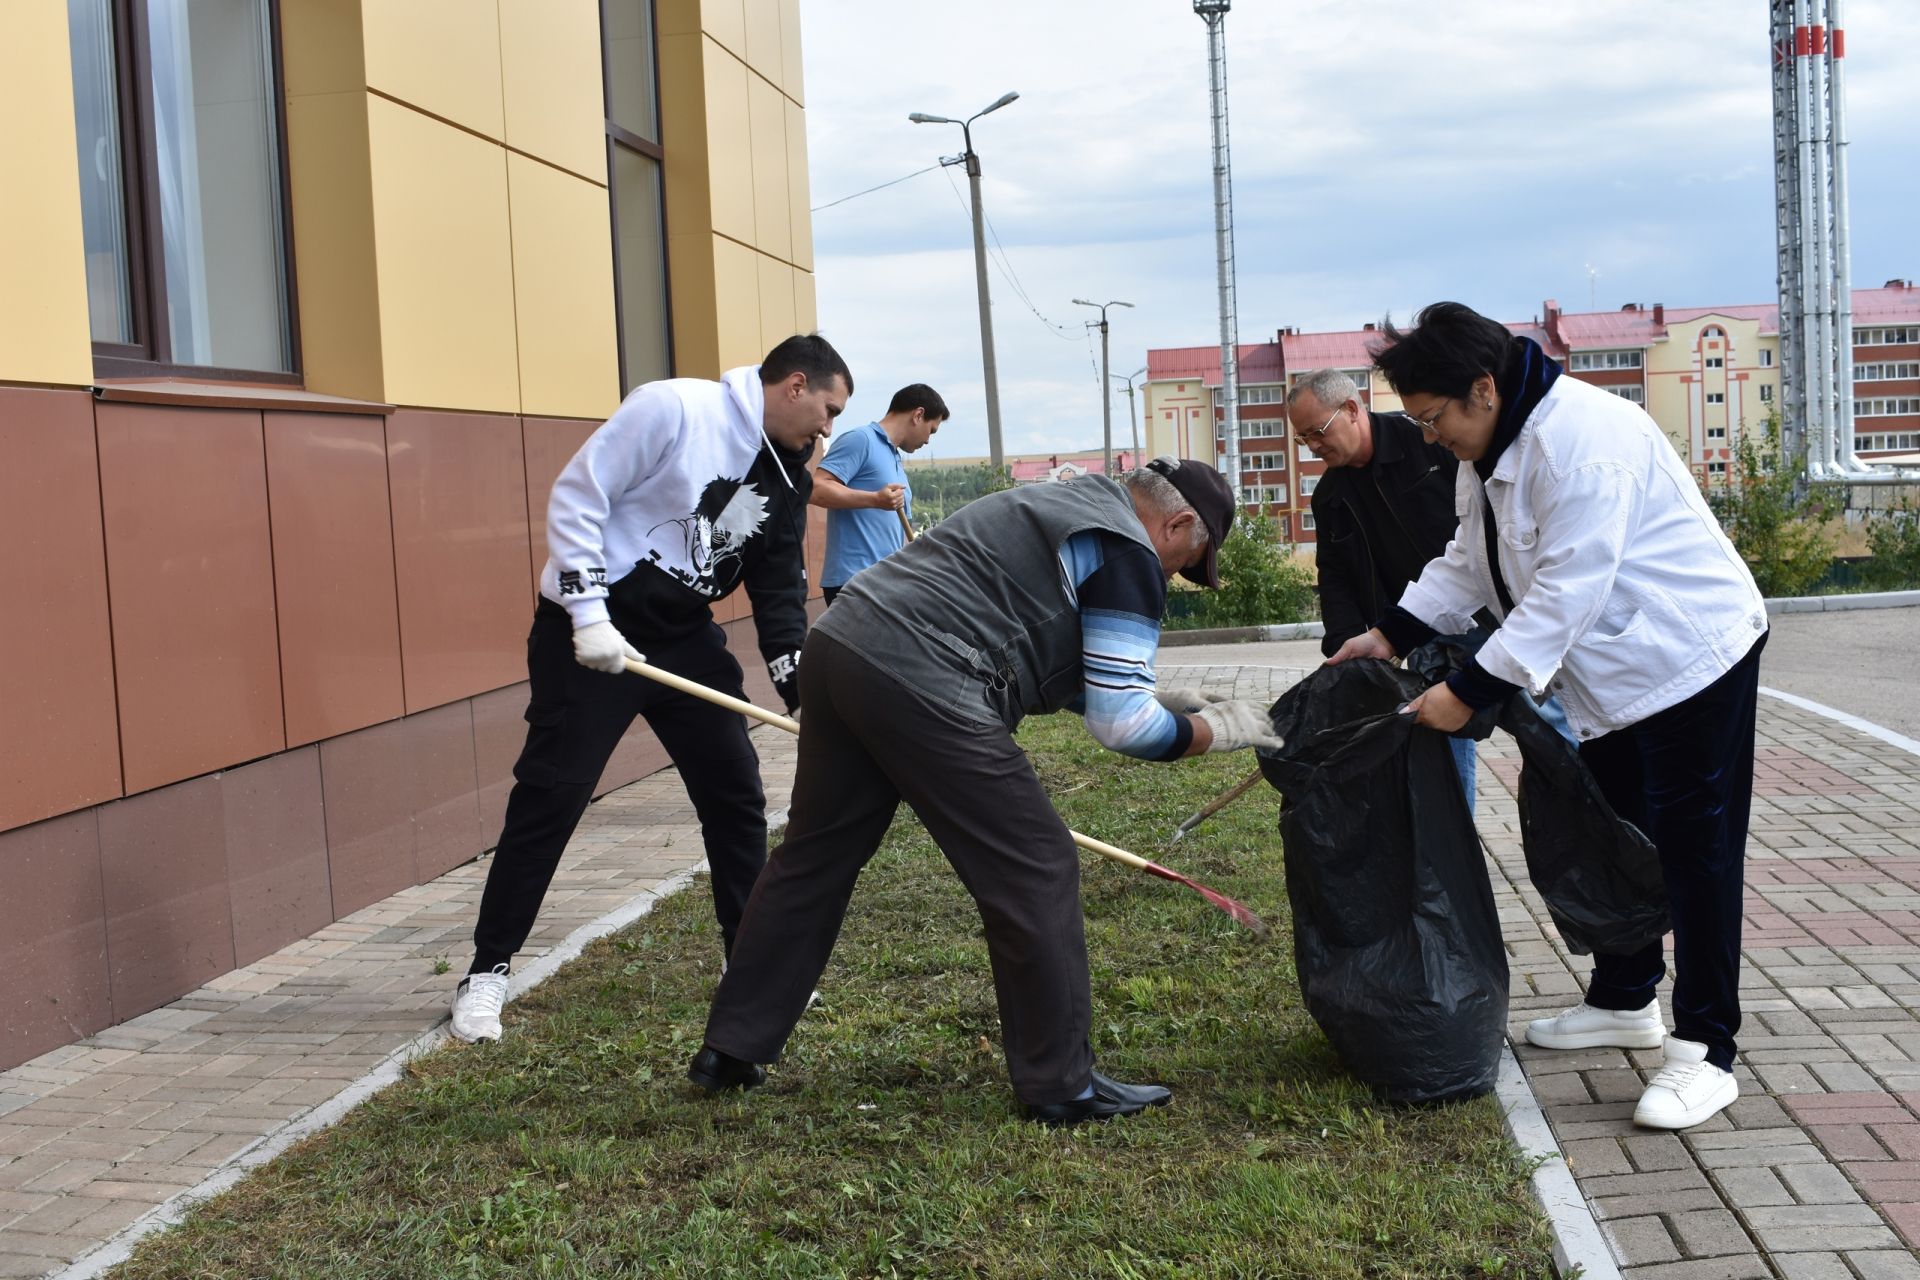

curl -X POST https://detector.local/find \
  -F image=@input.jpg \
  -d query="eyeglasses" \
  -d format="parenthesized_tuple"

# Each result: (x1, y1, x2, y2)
(1298, 404, 1345, 445)
(1408, 398, 1451, 435)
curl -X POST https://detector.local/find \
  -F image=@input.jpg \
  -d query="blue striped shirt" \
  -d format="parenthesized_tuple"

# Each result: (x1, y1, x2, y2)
(1059, 530, 1191, 761)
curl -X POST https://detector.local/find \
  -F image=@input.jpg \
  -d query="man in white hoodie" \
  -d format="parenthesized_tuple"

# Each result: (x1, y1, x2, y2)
(451, 334, 852, 1043)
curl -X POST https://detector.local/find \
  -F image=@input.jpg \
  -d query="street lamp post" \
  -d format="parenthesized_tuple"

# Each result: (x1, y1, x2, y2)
(1115, 365, 1147, 461)
(910, 92, 1019, 473)
(1073, 298, 1133, 475)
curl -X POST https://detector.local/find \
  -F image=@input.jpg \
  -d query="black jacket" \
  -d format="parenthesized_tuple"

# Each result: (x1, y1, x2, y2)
(1310, 411, 1463, 657)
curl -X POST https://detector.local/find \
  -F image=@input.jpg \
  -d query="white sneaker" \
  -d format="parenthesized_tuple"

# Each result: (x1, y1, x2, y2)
(451, 964, 510, 1042)
(1634, 1036, 1738, 1130)
(1525, 999, 1665, 1051)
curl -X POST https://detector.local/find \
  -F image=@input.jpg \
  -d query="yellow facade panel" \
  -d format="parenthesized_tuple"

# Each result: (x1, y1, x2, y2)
(659, 31, 713, 239)
(656, 0, 702, 37)
(793, 265, 817, 332)
(285, 91, 383, 403)
(279, 0, 366, 98)
(747, 75, 791, 262)
(743, 0, 785, 92)
(367, 97, 519, 412)
(779, 0, 805, 106)
(0, 3, 95, 387)
(508, 154, 620, 420)
(700, 0, 748, 60)
(756, 254, 796, 355)
(362, 0, 504, 141)
(666, 230, 720, 378)
(784, 97, 813, 272)
(701, 40, 757, 247)
(712, 234, 764, 370)
(499, 0, 608, 186)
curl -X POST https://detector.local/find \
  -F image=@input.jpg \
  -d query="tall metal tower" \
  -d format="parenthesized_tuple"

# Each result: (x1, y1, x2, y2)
(1771, 0, 1916, 484)
(1194, 0, 1243, 503)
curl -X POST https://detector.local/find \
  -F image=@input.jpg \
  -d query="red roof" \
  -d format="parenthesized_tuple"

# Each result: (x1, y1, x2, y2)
(1280, 329, 1381, 372)
(1144, 342, 1281, 387)
(1852, 283, 1920, 323)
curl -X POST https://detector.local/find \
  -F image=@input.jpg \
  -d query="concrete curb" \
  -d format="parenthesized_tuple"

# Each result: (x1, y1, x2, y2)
(43, 845, 736, 1280)
(1765, 588, 1920, 613)
(1496, 1044, 1621, 1280)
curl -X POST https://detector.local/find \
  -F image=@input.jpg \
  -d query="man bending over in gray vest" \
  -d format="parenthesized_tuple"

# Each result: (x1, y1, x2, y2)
(689, 457, 1283, 1126)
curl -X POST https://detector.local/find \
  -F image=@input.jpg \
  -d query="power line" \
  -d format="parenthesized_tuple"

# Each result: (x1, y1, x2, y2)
(937, 164, 1078, 342)
(810, 163, 941, 213)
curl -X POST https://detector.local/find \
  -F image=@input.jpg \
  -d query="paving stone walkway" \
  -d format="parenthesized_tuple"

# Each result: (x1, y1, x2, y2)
(2, 664, 1918, 1278)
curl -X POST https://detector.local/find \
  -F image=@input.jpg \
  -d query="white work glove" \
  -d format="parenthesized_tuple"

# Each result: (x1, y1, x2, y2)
(1196, 700, 1286, 754)
(572, 621, 644, 675)
(1155, 687, 1229, 715)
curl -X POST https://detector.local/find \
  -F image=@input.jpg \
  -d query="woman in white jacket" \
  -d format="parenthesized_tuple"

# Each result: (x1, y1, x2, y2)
(1330, 302, 1769, 1131)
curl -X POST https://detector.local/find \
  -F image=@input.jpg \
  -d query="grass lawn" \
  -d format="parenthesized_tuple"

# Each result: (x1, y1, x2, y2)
(111, 716, 1553, 1279)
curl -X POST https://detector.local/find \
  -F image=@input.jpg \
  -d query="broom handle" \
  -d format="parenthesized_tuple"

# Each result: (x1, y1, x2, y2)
(623, 657, 1147, 874)
(896, 505, 916, 541)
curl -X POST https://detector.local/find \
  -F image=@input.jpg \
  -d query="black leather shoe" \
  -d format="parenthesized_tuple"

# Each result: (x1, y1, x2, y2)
(687, 1046, 766, 1092)
(1025, 1070, 1172, 1127)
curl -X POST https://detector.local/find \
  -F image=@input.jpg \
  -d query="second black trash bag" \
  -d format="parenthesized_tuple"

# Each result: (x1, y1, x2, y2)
(1258, 659, 1508, 1103)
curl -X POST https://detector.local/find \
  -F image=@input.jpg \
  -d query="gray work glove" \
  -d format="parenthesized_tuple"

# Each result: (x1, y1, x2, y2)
(1196, 700, 1286, 754)
(573, 620, 644, 674)
(1155, 687, 1229, 715)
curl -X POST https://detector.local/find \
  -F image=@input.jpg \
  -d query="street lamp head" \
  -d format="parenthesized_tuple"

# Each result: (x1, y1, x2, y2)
(1193, 0, 1231, 14)
(980, 91, 1020, 115)
(908, 111, 956, 125)
(1071, 298, 1097, 308)
(1111, 300, 1135, 310)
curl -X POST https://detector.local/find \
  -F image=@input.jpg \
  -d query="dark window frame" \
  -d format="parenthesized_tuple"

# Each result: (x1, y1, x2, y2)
(86, 0, 303, 386)
(601, 0, 674, 391)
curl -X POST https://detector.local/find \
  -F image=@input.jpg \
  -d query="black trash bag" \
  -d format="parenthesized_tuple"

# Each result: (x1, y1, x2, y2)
(1257, 659, 1507, 1103)
(1404, 641, 1670, 958)
(1494, 695, 1669, 957)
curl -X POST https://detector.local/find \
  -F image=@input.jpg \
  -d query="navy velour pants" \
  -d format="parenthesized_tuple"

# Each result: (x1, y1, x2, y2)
(469, 600, 767, 974)
(1577, 633, 1768, 1070)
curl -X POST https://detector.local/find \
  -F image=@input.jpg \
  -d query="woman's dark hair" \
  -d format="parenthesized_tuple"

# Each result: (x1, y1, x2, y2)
(886, 383, 949, 421)
(761, 333, 854, 395)
(1370, 301, 1514, 398)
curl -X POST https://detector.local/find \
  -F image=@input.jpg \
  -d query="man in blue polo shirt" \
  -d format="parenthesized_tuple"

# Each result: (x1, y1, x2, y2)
(811, 384, 947, 603)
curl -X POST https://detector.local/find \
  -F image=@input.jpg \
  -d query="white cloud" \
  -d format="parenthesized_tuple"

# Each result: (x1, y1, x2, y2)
(800, 0, 1920, 460)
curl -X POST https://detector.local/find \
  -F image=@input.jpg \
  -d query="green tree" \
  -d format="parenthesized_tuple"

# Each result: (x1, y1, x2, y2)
(1167, 513, 1316, 629)
(1705, 415, 1837, 597)
(907, 462, 1013, 526)
(1859, 500, 1920, 590)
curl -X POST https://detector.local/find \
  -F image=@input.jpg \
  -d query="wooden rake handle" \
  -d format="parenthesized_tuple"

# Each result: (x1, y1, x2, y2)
(622, 658, 1158, 876)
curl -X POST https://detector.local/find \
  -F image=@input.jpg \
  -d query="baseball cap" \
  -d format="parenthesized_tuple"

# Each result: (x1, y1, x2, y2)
(1145, 456, 1235, 589)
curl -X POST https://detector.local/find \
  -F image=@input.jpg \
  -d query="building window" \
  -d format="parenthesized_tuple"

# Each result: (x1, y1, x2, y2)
(1856, 398, 1920, 417)
(1855, 362, 1920, 382)
(605, 0, 670, 393)
(1298, 512, 1316, 532)
(1707, 461, 1728, 478)
(1297, 443, 1316, 463)
(1856, 327, 1920, 346)
(1707, 426, 1726, 440)
(1569, 350, 1644, 371)
(67, 0, 296, 378)
(1238, 385, 1279, 405)
(1760, 384, 1773, 403)
(1858, 432, 1920, 451)
(1300, 474, 1319, 496)
(1606, 385, 1645, 404)
(1706, 357, 1724, 369)
(1706, 392, 1725, 405)
(1760, 348, 1775, 367)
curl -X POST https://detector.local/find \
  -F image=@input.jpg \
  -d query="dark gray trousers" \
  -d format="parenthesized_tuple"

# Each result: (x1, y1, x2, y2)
(703, 630, 1094, 1105)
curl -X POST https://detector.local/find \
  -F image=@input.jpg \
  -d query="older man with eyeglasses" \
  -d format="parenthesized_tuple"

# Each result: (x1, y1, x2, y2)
(1287, 368, 1489, 803)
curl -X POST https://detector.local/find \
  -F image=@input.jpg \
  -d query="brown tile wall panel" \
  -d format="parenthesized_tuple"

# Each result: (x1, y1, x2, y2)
(95, 402, 285, 794)
(407, 701, 483, 881)
(521, 417, 598, 598)
(472, 683, 530, 839)
(0, 811, 112, 1070)
(319, 718, 417, 915)
(387, 411, 532, 713)
(264, 413, 406, 747)
(97, 776, 237, 1020)
(0, 387, 122, 830)
(222, 747, 333, 967)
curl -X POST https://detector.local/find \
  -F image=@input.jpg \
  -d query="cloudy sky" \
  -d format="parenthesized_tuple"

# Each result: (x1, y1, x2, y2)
(795, 0, 1920, 462)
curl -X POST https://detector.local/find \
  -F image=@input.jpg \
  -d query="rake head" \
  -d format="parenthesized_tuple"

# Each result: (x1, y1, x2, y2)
(1136, 859, 1270, 937)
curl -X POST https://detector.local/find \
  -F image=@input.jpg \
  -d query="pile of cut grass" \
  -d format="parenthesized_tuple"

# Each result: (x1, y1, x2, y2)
(112, 716, 1552, 1278)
